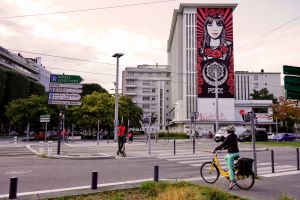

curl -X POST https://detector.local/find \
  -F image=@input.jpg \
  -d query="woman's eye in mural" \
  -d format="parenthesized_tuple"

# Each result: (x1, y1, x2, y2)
(207, 20, 223, 39)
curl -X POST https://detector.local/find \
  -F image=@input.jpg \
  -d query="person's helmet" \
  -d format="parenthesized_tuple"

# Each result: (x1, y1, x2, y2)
(226, 126, 235, 133)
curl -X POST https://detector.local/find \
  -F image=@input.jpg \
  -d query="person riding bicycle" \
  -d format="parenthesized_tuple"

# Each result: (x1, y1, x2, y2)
(117, 123, 126, 155)
(213, 126, 239, 189)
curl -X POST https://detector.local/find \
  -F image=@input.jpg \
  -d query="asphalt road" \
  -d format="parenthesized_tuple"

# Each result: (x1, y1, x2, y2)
(0, 139, 299, 200)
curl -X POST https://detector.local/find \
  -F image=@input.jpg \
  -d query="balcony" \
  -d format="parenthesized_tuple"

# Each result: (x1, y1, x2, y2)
(125, 92, 138, 96)
(126, 84, 137, 88)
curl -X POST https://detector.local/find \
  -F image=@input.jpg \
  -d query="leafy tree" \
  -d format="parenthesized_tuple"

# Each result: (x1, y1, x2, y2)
(272, 96, 300, 132)
(5, 95, 58, 132)
(82, 83, 108, 96)
(250, 88, 278, 103)
(119, 95, 143, 129)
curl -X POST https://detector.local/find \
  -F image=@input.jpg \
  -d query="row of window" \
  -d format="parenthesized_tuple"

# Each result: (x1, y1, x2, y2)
(142, 104, 169, 109)
(127, 71, 171, 77)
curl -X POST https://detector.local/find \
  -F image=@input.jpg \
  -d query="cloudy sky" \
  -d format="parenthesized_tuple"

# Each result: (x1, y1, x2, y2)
(0, 0, 299, 91)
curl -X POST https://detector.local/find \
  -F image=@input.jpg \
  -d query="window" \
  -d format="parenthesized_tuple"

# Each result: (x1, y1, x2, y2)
(139, 72, 143, 75)
(166, 73, 170, 77)
(166, 97, 169, 100)
(142, 104, 150, 109)
(143, 96, 150, 101)
(128, 72, 134, 76)
(166, 89, 169, 92)
(152, 89, 156, 93)
(254, 75, 258, 80)
(143, 88, 150, 93)
(253, 107, 268, 113)
(148, 72, 152, 77)
(152, 97, 156, 101)
(265, 83, 267, 86)
(143, 81, 150, 86)
(254, 83, 258, 88)
(166, 81, 169, 85)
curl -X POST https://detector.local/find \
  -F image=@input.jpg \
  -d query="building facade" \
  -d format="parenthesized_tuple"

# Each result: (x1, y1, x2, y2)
(0, 46, 51, 91)
(122, 64, 171, 130)
(235, 70, 282, 100)
(167, 4, 277, 134)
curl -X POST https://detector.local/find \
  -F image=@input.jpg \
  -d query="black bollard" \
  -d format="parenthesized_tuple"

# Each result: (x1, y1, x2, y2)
(297, 148, 299, 171)
(173, 139, 176, 155)
(154, 166, 159, 182)
(9, 177, 18, 199)
(271, 150, 275, 173)
(91, 171, 98, 189)
(193, 138, 195, 154)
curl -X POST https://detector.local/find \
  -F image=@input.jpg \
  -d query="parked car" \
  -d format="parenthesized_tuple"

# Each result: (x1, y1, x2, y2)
(267, 132, 275, 140)
(271, 133, 296, 142)
(214, 126, 248, 143)
(35, 132, 46, 140)
(238, 129, 268, 142)
(8, 131, 18, 136)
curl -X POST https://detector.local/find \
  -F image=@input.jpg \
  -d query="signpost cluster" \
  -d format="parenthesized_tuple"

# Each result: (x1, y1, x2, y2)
(48, 74, 83, 155)
(283, 65, 300, 100)
(40, 115, 50, 142)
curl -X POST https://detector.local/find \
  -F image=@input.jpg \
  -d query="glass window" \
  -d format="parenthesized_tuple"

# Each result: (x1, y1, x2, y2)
(142, 104, 150, 109)
(152, 89, 156, 93)
(143, 96, 150, 101)
(253, 107, 268, 113)
(152, 97, 156, 101)
(143, 88, 150, 93)
(254, 75, 258, 80)
(254, 83, 258, 88)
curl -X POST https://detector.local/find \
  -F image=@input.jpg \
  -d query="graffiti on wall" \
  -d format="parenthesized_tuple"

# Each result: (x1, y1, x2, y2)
(197, 8, 234, 98)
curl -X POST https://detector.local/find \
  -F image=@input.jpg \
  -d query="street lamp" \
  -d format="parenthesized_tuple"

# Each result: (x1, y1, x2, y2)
(112, 53, 124, 141)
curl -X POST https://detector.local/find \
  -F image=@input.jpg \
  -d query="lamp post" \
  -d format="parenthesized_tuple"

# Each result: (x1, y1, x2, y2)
(112, 53, 124, 141)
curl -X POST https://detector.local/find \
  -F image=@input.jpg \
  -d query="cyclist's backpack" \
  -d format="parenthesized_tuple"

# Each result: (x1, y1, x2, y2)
(237, 158, 254, 176)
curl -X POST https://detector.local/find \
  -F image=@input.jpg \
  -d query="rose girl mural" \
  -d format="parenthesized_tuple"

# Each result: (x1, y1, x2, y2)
(197, 8, 234, 98)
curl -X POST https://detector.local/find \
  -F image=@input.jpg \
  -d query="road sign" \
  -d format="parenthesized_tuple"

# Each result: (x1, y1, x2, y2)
(284, 76, 300, 91)
(40, 115, 50, 123)
(49, 88, 83, 94)
(50, 74, 83, 84)
(48, 100, 82, 106)
(49, 93, 81, 101)
(49, 83, 83, 89)
(286, 90, 300, 100)
(283, 65, 300, 76)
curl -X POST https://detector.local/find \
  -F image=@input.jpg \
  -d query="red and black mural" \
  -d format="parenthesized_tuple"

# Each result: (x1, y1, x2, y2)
(197, 7, 234, 98)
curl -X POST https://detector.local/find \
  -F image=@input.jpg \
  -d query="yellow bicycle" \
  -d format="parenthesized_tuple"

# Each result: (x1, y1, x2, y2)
(200, 152, 255, 190)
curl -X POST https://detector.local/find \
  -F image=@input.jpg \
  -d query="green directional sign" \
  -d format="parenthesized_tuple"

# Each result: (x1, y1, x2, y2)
(50, 74, 83, 84)
(286, 90, 300, 100)
(283, 65, 300, 76)
(284, 76, 300, 91)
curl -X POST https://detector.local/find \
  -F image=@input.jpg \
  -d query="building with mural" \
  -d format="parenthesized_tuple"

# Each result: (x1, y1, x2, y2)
(167, 3, 277, 134)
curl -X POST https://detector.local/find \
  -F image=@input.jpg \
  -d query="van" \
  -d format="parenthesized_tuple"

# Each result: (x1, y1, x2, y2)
(214, 126, 248, 143)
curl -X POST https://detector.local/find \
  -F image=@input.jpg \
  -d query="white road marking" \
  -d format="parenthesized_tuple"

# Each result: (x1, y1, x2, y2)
(261, 170, 300, 177)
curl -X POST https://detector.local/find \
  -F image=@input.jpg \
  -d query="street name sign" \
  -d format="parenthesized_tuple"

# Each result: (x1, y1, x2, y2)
(283, 65, 300, 76)
(40, 115, 50, 123)
(50, 74, 83, 84)
(48, 100, 82, 106)
(49, 83, 82, 89)
(49, 88, 83, 94)
(49, 93, 81, 101)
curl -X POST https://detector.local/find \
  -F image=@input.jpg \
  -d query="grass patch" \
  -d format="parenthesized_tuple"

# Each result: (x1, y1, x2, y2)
(279, 193, 296, 200)
(45, 181, 247, 200)
(158, 132, 189, 139)
(242, 141, 300, 147)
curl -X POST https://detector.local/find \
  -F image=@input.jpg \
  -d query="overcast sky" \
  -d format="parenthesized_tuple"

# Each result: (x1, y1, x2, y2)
(0, 0, 299, 91)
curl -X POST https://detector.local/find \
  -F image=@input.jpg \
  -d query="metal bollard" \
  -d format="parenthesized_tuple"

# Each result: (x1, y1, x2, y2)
(297, 148, 299, 171)
(9, 177, 18, 199)
(91, 171, 98, 189)
(48, 141, 53, 156)
(271, 150, 275, 173)
(193, 138, 195, 154)
(154, 166, 159, 182)
(13, 136, 18, 145)
(39, 142, 44, 154)
(173, 139, 176, 155)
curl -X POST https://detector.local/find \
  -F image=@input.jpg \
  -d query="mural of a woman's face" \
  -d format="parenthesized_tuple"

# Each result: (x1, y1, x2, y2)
(206, 19, 223, 39)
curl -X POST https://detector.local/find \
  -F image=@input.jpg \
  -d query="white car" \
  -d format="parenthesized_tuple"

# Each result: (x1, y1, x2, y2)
(214, 126, 248, 143)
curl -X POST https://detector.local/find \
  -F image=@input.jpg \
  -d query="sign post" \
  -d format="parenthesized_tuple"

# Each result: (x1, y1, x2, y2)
(40, 115, 50, 142)
(48, 74, 83, 155)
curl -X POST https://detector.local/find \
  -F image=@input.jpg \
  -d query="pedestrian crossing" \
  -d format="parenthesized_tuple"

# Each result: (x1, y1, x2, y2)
(152, 149, 299, 178)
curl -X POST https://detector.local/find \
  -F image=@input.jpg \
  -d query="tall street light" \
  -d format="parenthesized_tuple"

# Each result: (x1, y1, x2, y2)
(112, 53, 124, 141)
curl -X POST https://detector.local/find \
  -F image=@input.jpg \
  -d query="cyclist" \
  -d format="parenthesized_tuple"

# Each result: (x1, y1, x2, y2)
(117, 123, 126, 155)
(213, 126, 239, 189)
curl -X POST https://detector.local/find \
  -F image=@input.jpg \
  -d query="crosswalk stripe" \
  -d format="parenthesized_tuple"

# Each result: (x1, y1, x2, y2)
(259, 167, 296, 174)
(261, 170, 300, 177)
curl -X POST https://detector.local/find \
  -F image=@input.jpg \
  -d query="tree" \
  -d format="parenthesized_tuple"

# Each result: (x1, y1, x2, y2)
(119, 95, 143, 129)
(82, 83, 108, 96)
(272, 96, 300, 132)
(5, 95, 58, 132)
(250, 88, 278, 103)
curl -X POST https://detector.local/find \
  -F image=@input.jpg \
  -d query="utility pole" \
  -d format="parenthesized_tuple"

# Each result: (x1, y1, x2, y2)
(251, 113, 257, 176)
(215, 70, 219, 133)
(97, 120, 100, 145)
(113, 53, 124, 141)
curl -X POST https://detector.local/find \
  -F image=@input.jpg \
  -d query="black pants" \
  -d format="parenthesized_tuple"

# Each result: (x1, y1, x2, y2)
(118, 136, 125, 152)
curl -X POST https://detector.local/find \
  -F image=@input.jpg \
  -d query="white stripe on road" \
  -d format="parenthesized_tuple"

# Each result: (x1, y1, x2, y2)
(261, 170, 300, 177)
(0, 178, 153, 199)
(259, 167, 297, 174)
(158, 154, 216, 159)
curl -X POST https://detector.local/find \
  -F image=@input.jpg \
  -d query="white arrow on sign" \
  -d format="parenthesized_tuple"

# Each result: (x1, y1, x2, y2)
(49, 88, 82, 93)
(49, 93, 81, 101)
(48, 100, 82, 106)
(49, 83, 83, 89)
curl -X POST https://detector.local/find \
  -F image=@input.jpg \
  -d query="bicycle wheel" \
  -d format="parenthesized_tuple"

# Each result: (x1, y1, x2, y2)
(235, 172, 255, 190)
(200, 161, 220, 183)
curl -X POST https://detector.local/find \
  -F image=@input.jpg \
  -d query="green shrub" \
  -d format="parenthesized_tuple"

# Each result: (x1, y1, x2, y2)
(158, 132, 188, 139)
(279, 194, 296, 200)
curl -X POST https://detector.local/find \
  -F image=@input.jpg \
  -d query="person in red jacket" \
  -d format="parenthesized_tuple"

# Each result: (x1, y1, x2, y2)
(117, 123, 126, 155)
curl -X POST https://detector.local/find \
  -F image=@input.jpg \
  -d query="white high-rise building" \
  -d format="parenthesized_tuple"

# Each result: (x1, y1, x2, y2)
(122, 64, 171, 130)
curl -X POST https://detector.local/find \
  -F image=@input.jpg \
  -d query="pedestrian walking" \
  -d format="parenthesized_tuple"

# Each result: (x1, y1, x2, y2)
(128, 128, 133, 144)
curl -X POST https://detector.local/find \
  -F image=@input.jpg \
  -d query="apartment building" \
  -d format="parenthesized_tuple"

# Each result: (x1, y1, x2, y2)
(122, 64, 171, 130)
